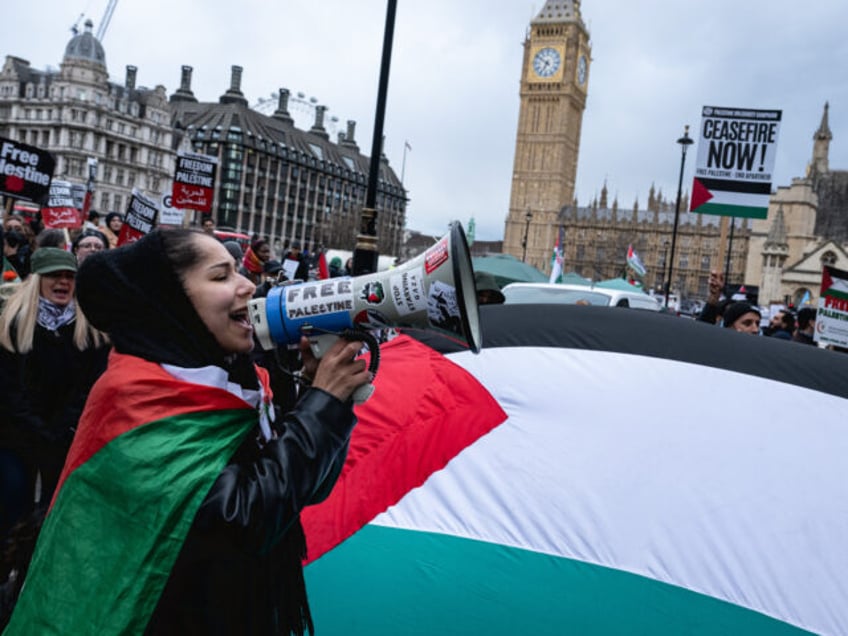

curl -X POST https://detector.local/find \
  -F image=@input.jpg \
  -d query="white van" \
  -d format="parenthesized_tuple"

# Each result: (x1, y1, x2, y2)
(501, 283, 662, 311)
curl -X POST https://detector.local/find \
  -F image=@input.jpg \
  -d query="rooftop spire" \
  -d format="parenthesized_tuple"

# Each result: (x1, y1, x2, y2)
(532, 0, 584, 25)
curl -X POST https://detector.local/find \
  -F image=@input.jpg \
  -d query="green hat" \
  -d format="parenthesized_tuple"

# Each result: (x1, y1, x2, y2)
(31, 248, 78, 275)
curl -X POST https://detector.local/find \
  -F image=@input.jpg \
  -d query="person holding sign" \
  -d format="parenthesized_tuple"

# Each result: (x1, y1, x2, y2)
(3, 229, 370, 635)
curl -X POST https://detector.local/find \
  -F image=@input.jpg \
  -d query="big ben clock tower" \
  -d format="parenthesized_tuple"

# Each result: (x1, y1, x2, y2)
(504, 0, 591, 268)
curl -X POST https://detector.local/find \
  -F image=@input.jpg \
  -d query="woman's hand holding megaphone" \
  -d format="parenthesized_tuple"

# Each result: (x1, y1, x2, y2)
(303, 336, 371, 403)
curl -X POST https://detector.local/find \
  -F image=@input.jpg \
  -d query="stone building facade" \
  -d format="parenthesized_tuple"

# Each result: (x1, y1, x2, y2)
(0, 21, 407, 257)
(170, 67, 407, 255)
(0, 20, 175, 217)
(549, 187, 750, 298)
(744, 103, 848, 307)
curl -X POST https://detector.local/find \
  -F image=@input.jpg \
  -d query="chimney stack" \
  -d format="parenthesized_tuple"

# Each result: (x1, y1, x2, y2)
(125, 65, 137, 90)
(272, 88, 294, 124)
(169, 65, 197, 103)
(219, 65, 248, 106)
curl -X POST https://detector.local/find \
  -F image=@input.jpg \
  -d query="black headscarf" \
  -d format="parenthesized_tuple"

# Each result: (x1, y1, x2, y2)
(76, 229, 257, 389)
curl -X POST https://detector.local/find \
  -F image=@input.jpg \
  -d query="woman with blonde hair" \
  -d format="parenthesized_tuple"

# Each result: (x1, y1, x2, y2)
(0, 248, 109, 528)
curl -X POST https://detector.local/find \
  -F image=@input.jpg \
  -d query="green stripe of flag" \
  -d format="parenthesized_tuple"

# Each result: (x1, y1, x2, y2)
(5, 408, 253, 635)
(306, 525, 812, 635)
(695, 202, 768, 219)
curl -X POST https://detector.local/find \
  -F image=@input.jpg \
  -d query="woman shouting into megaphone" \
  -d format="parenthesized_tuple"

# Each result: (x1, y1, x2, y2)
(4, 228, 371, 636)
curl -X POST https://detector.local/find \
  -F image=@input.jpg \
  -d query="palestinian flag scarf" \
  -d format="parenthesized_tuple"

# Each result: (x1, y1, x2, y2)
(4, 352, 261, 634)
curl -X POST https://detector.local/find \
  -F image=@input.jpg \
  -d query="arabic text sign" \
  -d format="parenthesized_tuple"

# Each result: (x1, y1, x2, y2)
(118, 189, 159, 246)
(42, 180, 82, 229)
(171, 152, 217, 213)
(0, 137, 56, 204)
(689, 106, 782, 219)
(815, 265, 848, 348)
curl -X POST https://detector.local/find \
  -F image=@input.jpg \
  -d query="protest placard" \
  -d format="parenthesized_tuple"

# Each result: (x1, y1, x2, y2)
(118, 189, 159, 246)
(0, 137, 55, 204)
(689, 106, 782, 219)
(815, 265, 848, 348)
(171, 152, 217, 213)
(42, 180, 82, 229)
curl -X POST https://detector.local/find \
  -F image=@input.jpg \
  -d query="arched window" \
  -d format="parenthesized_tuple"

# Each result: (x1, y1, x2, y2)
(821, 250, 837, 267)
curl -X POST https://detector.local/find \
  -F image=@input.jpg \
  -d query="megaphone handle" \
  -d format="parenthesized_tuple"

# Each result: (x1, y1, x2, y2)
(306, 331, 380, 404)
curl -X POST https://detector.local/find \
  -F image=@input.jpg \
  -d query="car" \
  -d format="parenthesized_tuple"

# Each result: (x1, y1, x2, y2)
(501, 282, 663, 311)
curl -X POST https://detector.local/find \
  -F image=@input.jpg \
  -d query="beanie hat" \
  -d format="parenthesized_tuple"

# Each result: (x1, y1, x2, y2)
(722, 301, 761, 328)
(31, 248, 78, 275)
(797, 307, 817, 329)
(474, 271, 505, 304)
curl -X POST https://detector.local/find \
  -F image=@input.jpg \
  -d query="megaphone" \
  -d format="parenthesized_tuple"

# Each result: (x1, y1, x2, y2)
(248, 221, 481, 401)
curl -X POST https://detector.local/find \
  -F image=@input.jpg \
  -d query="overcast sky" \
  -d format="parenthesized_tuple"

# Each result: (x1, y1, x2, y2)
(5, 1, 848, 242)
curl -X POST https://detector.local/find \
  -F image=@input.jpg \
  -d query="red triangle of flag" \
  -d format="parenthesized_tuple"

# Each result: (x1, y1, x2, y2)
(821, 267, 834, 296)
(690, 178, 714, 211)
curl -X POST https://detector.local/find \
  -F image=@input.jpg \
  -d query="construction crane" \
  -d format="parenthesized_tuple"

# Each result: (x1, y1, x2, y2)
(95, 0, 118, 41)
(70, 12, 85, 35)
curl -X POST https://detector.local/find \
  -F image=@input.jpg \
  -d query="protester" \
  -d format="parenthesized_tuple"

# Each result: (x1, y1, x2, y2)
(71, 229, 108, 264)
(253, 259, 282, 298)
(328, 256, 345, 278)
(201, 217, 216, 235)
(0, 248, 109, 531)
(83, 210, 100, 232)
(763, 309, 795, 340)
(283, 242, 309, 282)
(344, 256, 354, 276)
(34, 229, 68, 251)
(4, 229, 369, 634)
(2, 216, 37, 280)
(793, 307, 817, 345)
(241, 237, 272, 285)
(474, 271, 505, 305)
(697, 270, 726, 324)
(100, 212, 123, 249)
(221, 239, 243, 265)
(722, 301, 761, 335)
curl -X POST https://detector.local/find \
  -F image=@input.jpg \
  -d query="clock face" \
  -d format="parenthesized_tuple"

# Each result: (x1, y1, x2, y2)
(577, 55, 588, 85)
(532, 47, 561, 78)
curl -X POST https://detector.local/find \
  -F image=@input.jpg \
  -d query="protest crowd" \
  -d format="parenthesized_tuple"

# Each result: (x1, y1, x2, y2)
(0, 199, 377, 634)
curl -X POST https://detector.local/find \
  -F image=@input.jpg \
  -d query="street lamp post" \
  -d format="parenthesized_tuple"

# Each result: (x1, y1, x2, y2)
(658, 240, 670, 293)
(665, 125, 694, 308)
(352, 0, 397, 275)
(521, 209, 533, 262)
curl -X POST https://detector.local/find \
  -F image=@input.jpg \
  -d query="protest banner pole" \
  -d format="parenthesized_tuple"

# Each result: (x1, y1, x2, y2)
(4, 197, 13, 216)
(716, 215, 729, 288)
(723, 217, 735, 293)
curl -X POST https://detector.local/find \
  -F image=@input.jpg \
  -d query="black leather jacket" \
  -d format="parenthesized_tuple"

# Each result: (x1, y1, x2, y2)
(146, 388, 355, 635)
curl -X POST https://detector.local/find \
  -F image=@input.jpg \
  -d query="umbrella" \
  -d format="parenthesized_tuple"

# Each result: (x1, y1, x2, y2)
(560, 271, 592, 286)
(472, 254, 547, 288)
(594, 277, 646, 292)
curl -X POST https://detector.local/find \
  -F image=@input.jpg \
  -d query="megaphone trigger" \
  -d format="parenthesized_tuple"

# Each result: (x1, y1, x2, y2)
(302, 328, 381, 404)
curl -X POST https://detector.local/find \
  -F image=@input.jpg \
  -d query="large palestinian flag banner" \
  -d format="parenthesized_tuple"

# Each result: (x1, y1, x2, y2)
(303, 305, 848, 635)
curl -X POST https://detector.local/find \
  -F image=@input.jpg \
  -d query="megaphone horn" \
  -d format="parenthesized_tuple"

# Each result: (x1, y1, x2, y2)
(249, 221, 481, 353)
(247, 222, 481, 402)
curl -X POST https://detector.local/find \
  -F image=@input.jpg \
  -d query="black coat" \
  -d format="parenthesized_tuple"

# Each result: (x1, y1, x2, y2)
(0, 321, 108, 502)
(145, 388, 355, 635)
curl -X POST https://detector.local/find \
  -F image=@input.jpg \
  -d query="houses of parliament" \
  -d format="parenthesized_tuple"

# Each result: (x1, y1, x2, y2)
(503, 0, 848, 306)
